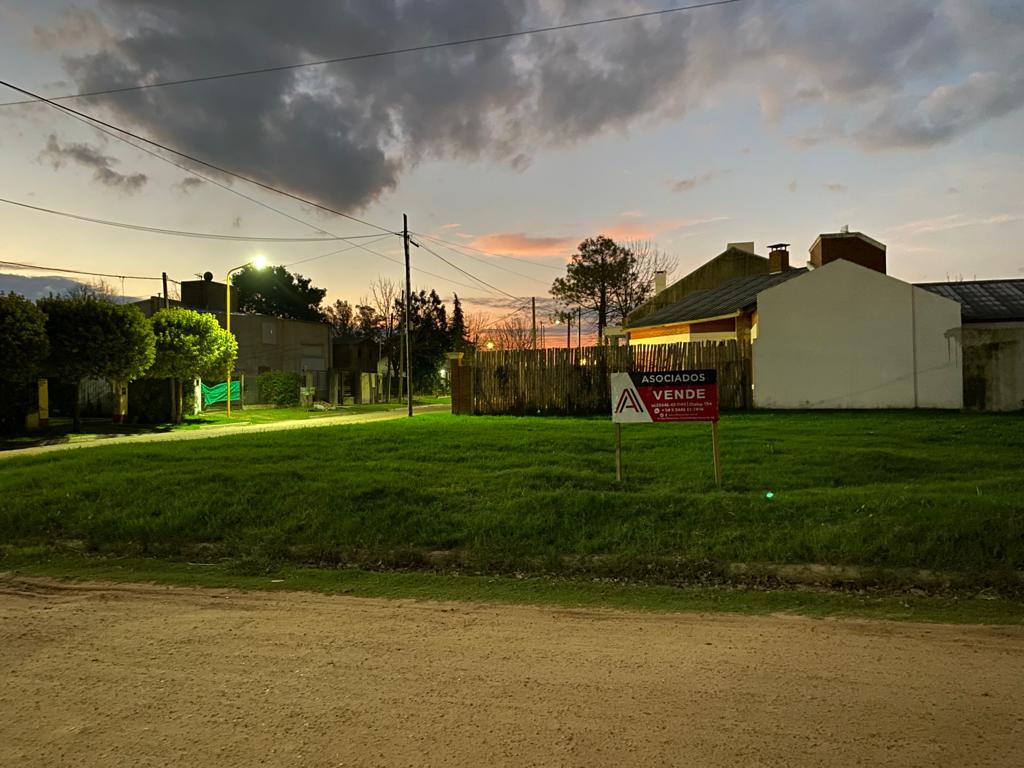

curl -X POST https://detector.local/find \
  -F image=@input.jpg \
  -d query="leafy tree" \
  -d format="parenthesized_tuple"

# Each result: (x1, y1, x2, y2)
(551, 236, 677, 341)
(550, 235, 628, 341)
(0, 293, 49, 384)
(149, 308, 238, 421)
(231, 264, 326, 321)
(38, 296, 155, 431)
(0, 293, 50, 432)
(449, 293, 469, 351)
(393, 288, 450, 393)
(323, 299, 358, 339)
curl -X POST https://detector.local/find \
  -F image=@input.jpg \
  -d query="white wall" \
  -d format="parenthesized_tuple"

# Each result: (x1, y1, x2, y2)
(753, 260, 962, 409)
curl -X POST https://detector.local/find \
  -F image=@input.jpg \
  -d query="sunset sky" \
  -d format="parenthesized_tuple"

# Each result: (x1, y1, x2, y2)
(1, 0, 1022, 335)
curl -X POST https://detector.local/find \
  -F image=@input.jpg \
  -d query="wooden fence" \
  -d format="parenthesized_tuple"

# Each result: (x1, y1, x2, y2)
(453, 340, 751, 416)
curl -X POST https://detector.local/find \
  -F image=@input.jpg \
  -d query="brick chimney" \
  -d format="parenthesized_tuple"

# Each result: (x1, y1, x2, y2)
(768, 243, 790, 273)
(809, 231, 887, 274)
(654, 270, 667, 295)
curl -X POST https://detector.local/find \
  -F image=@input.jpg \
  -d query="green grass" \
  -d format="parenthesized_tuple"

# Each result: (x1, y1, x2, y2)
(1, 411, 1022, 588)
(3, 551, 1021, 625)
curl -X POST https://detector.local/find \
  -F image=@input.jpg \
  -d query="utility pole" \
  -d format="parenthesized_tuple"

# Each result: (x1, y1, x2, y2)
(577, 307, 582, 350)
(162, 272, 174, 421)
(531, 297, 537, 350)
(403, 213, 413, 418)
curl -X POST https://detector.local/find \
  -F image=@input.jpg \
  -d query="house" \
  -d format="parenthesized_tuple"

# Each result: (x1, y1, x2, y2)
(135, 275, 333, 402)
(625, 231, 964, 410)
(917, 279, 1024, 411)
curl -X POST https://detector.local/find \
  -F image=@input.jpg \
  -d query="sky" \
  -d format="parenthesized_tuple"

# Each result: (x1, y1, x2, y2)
(1, 0, 1022, 343)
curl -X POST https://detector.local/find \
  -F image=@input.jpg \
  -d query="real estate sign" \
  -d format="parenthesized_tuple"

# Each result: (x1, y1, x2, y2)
(611, 370, 719, 423)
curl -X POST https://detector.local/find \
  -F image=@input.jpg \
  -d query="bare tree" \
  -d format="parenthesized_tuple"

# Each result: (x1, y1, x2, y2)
(491, 314, 533, 351)
(64, 278, 121, 303)
(369, 276, 399, 400)
(610, 239, 677, 325)
(462, 311, 489, 348)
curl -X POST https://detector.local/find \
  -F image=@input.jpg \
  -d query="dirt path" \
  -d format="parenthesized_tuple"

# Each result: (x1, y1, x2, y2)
(0, 404, 447, 460)
(1, 579, 1021, 767)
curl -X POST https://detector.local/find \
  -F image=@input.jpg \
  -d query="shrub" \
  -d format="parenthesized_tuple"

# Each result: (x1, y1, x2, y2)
(257, 371, 301, 406)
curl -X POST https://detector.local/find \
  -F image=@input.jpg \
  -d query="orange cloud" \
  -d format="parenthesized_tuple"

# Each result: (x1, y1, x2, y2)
(468, 232, 577, 258)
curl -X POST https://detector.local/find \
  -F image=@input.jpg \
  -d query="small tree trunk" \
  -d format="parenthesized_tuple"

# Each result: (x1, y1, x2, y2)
(72, 380, 82, 433)
(175, 379, 183, 424)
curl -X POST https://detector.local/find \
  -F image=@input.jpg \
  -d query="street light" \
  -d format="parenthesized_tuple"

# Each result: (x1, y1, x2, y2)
(485, 340, 495, 351)
(225, 255, 268, 417)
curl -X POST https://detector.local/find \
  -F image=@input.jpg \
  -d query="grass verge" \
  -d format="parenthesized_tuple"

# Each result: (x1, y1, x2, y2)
(1, 411, 1021, 588)
(2, 551, 1022, 625)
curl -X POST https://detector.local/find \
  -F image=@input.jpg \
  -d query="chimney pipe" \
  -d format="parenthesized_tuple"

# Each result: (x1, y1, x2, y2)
(768, 243, 790, 274)
(654, 270, 667, 295)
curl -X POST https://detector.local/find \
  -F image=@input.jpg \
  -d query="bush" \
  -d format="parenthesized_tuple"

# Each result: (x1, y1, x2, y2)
(257, 371, 301, 406)
(128, 378, 197, 424)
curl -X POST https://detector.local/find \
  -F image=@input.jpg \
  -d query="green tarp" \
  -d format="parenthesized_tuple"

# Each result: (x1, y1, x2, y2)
(201, 380, 241, 406)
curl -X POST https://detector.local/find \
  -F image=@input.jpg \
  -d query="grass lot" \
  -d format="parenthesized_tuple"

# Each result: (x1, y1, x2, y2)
(1, 411, 1022, 590)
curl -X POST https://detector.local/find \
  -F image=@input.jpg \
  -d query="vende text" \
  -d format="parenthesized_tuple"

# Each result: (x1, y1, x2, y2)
(653, 388, 706, 400)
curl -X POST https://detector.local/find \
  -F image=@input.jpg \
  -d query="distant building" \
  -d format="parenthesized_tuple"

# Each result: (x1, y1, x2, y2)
(625, 232, 966, 410)
(918, 279, 1024, 411)
(135, 276, 332, 402)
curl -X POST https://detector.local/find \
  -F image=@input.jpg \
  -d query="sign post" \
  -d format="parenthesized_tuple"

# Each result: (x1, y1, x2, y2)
(611, 370, 721, 487)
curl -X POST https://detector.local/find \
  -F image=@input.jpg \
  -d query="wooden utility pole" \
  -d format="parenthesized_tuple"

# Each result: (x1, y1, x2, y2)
(531, 297, 537, 350)
(577, 307, 582, 350)
(403, 213, 413, 418)
(162, 272, 175, 421)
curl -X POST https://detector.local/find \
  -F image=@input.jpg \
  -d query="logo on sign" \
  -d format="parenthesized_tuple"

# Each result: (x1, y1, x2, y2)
(615, 388, 645, 415)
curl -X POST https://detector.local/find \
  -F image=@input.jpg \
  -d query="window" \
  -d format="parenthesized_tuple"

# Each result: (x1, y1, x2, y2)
(301, 343, 324, 370)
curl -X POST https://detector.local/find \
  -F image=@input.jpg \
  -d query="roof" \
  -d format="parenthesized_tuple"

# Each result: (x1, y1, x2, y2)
(810, 231, 887, 253)
(629, 268, 808, 329)
(917, 279, 1024, 323)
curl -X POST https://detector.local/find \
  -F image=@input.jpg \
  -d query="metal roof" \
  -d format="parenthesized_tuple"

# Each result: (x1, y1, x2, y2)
(629, 268, 808, 329)
(917, 279, 1024, 323)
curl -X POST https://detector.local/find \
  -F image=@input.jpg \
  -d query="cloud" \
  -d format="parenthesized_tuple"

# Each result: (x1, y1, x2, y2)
(670, 171, 720, 193)
(823, 183, 847, 193)
(38, 134, 147, 192)
(602, 216, 729, 241)
(887, 212, 1024, 238)
(39, 0, 1024, 211)
(438, 223, 462, 230)
(620, 210, 645, 218)
(175, 176, 204, 194)
(468, 233, 577, 258)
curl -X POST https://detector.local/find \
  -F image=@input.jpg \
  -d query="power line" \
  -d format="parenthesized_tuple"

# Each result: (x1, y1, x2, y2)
(414, 232, 564, 272)
(0, 1, 745, 107)
(416, 241, 521, 300)
(411, 233, 552, 285)
(285, 234, 394, 268)
(0, 259, 167, 282)
(347, 240, 508, 296)
(0, 77, 397, 236)
(0, 196, 389, 243)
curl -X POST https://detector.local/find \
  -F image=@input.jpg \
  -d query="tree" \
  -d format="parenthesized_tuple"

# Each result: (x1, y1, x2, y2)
(38, 296, 155, 431)
(449, 294, 469, 351)
(149, 308, 238, 422)
(231, 265, 326, 321)
(550, 235, 630, 342)
(323, 299, 358, 339)
(491, 314, 533, 350)
(64, 278, 121, 303)
(370, 277, 400, 399)
(393, 288, 450, 393)
(551, 236, 678, 341)
(613, 239, 677, 323)
(0, 293, 49, 432)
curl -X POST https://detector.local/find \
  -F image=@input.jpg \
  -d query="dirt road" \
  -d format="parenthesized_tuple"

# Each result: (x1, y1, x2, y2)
(1, 579, 1021, 767)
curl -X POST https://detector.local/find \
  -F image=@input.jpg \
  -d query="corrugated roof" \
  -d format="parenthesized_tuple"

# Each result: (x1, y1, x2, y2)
(917, 279, 1024, 323)
(629, 268, 808, 328)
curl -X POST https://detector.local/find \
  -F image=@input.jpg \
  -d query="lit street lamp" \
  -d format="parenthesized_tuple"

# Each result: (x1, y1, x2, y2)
(225, 255, 267, 417)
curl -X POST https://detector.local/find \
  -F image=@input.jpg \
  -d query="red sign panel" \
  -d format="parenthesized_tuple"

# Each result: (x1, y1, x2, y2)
(611, 370, 719, 423)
